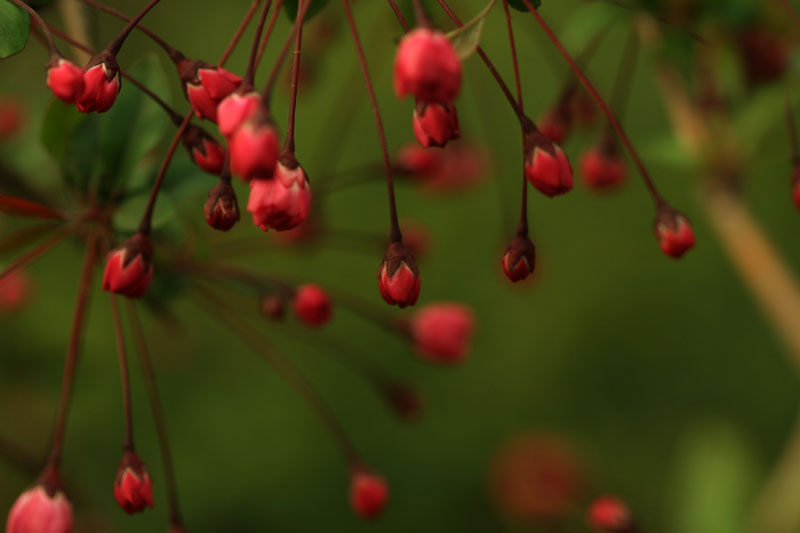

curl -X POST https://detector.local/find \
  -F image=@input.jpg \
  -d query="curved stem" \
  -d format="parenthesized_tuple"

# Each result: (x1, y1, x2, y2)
(775, 0, 800, 35)
(386, 0, 410, 32)
(219, 0, 262, 67)
(8, 0, 59, 58)
(343, 0, 402, 243)
(110, 295, 134, 451)
(0, 228, 69, 283)
(262, 17, 299, 103)
(609, 27, 639, 132)
(242, 0, 273, 85)
(106, 0, 164, 56)
(283, 0, 309, 154)
(254, 0, 285, 71)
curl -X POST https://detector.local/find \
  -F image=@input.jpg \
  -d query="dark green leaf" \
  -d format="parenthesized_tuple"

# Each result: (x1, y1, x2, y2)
(0, 0, 30, 58)
(283, 0, 330, 22)
(507, 0, 540, 12)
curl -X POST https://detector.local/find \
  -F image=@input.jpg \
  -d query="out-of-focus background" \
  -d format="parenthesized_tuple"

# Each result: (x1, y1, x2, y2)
(1, 0, 800, 531)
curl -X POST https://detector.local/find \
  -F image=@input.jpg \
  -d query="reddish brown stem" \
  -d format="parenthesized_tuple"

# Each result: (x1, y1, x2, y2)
(255, 0, 285, 71)
(219, 0, 262, 67)
(776, 0, 800, 35)
(110, 295, 134, 451)
(106, 0, 164, 56)
(7, 0, 59, 58)
(243, 0, 274, 85)
(0, 228, 69, 283)
(386, 0, 411, 32)
(263, 16, 299, 103)
(283, 0, 310, 155)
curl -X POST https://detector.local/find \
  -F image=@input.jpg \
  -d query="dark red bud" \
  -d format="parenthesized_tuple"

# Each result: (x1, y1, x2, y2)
(204, 180, 240, 232)
(502, 235, 536, 282)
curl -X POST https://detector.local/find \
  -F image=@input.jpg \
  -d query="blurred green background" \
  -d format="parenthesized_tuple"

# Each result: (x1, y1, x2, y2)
(2, 0, 800, 531)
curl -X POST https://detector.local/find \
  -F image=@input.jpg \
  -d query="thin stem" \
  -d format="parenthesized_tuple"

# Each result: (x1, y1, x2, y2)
(106, 0, 164, 56)
(386, 0, 411, 32)
(516, 0, 664, 205)
(343, 0, 402, 243)
(243, 0, 274, 85)
(0, 223, 60, 257)
(283, 0, 309, 154)
(46, 235, 99, 470)
(76, 0, 184, 63)
(126, 302, 183, 527)
(138, 114, 193, 236)
(0, 228, 69, 283)
(775, 0, 800, 35)
(8, 0, 59, 58)
(263, 18, 299, 103)
(195, 286, 361, 465)
(254, 0, 285, 71)
(786, 96, 800, 166)
(110, 295, 134, 451)
(219, 0, 262, 67)
(412, 0, 431, 27)
(608, 27, 639, 131)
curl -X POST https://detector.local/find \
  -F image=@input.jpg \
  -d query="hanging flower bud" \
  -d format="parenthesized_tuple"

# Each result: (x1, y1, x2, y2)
(409, 303, 475, 364)
(204, 180, 239, 232)
(247, 154, 312, 231)
(293, 283, 332, 327)
(349, 468, 389, 520)
(229, 107, 280, 181)
(102, 234, 154, 299)
(524, 129, 573, 197)
(394, 28, 462, 102)
(653, 206, 695, 259)
(502, 234, 536, 282)
(182, 125, 226, 176)
(377, 242, 420, 308)
(217, 89, 262, 139)
(413, 101, 460, 148)
(76, 51, 121, 113)
(177, 59, 242, 122)
(260, 294, 285, 320)
(580, 140, 627, 191)
(588, 496, 636, 533)
(46, 58, 85, 105)
(6, 484, 73, 533)
(113, 451, 154, 514)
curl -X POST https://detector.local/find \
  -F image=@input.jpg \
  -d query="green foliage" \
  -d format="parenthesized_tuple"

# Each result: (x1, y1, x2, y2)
(283, 0, 330, 22)
(0, 0, 29, 59)
(446, 0, 496, 60)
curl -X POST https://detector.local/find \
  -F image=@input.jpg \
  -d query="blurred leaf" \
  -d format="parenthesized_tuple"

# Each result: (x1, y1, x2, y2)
(560, 2, 617, 55)
(283, 0, 329, 22)
(507, 0, 540, 11)
(0, 0, 29, 58)
(446, 0, 496, 60)
(40, 101, 100, 193)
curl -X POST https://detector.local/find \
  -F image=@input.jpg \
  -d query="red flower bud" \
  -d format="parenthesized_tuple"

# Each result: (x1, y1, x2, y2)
(46, 58, 85, 105)
(6, 485, 73, 533)
(113, 451, 154, 514)
(377, 242, 420, 308)
(247, 155, 312, 231)
(101, 234, 154, 299)
(413, 101, 460, 148)
(217, 90, 261, 139)
(653, 206, 695, 259)
(349, 469, 389, 520)
(260, 294, 285, 320)
(394, 28, 461, 102)
(580, 142, 627, 191)
(409, 303, 475, 364)
(524, 130, 573, 197)
(588, 496, 636, 533)
(0, 269, 32, 312)
(502, 235, 536, 282)
(229, 109, 280, 182)
(292, 283, 332, 327)
(76, 53, 121, 113)
(204, 180, 239, 232)
(179, 60, 242, 122)
(182, 125, 226, 176)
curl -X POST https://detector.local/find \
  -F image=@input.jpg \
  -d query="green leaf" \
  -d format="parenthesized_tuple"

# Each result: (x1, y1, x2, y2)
(283, 0, 329, 22)
(446, 0, 496, 60)
(559, 1, 618, 56)
(507, 0, 540, 11)
(0, 0, 30, 58)
(40, 101, 101, 193)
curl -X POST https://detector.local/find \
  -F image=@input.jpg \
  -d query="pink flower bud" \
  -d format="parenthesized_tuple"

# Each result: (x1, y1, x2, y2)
(113, 451, 154, 514)
(524, 131, 573, 197)
(409, 303, 475, 364)
(502, 235, 536, 282)
(204, 180, 239, 232)
(653, 206, 695, 259)
(292, 283, 332, 327)
(182, 125, 226, 176)
(46, 59, 85, 105)
(178, 60, 242, 122)
(377, 242, 420, 308)
(247, 156, 312, 231)
(580, 143, 627, 191)
(349, 469, 388, 520)
(216, 91, 261, 139)
(101, 234, 154, 299)
(413, 101, 460, 148)
(6, 485, 73, 533)
(394, 28, 461, 102)
(588, 496, 636, 533)
(0, 269, 31, 312)
(76, 54, 121, 113)
(229, 110, 280, 182)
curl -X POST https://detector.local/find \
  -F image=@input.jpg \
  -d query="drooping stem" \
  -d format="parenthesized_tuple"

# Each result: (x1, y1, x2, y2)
(46, 235, 99, 471)
(110, 295, 134, 451)
(195, 286, 361, 465)
(76, 0, 184, 63)
(106, 0, 164, 56)
(263, 17, 299, 104)
(254, 0, 285, 71)
(0, 223, 60, 257)
(126, 302, 183, 527)
(786, 96, 800, 166)
(219, 0, 262, 67)
(411, 0, 431, 28)
(343, 0, 402, 243)
(8, 0, 60, 58)
(242, 0, 274, 85)
(386, 0, 410, 32)
(0, 228, 69, 283)
(283, 0, 309, 154)
(516, 0, 665, 206)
